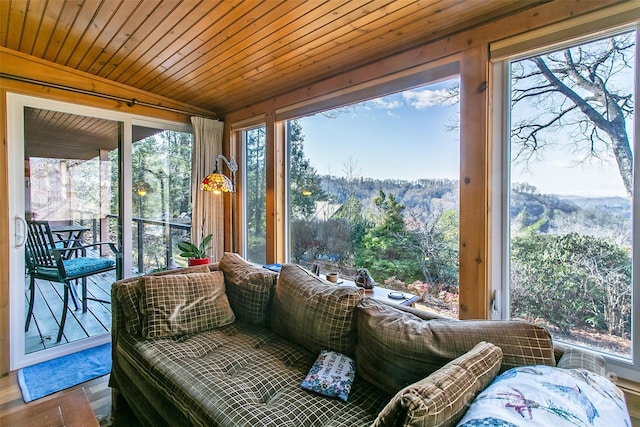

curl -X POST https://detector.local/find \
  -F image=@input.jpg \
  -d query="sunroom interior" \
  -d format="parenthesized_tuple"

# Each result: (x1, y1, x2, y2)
(1, 0, 639, 413)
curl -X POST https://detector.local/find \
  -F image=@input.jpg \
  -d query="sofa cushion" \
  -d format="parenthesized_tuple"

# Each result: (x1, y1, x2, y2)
(219, 252, 278, 325)
(270, 264, 363, 357)
(356, 299, 555, 394)
(373, 341, 503, 427)
(116, 264, 211, 336)
(458, 365, 631, 426)
(140, 271, 235, 338)
(115, 322, 392, 427)
(301, 350, 356, 402)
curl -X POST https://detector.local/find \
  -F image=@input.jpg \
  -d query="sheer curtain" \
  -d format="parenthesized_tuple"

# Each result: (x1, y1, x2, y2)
(191, 116, 225, 261)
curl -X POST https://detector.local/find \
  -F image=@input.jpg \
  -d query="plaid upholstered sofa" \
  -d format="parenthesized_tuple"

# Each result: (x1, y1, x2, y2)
(109, 253, 630, 426)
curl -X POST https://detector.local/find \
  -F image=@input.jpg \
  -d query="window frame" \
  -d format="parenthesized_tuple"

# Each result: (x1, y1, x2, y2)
(282, 78, 462, 305)
(490, 25, 640, 382)
(239, 123, 268, 264)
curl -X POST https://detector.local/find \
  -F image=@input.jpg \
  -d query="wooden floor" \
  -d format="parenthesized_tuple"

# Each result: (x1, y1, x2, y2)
(24, 270, 116, 354)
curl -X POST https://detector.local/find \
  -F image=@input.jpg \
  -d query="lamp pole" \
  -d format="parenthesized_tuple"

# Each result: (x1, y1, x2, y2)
(216, 155, 238, 253)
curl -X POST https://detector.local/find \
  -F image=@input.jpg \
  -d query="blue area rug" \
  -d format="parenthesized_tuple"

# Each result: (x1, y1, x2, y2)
(18, 343, 111, 402)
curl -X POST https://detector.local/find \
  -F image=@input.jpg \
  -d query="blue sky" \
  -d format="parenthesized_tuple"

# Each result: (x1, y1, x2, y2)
(298, 78, 460, 182)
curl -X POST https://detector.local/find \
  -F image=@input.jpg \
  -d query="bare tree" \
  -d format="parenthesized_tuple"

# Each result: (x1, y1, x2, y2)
(511, 32, 635, 197)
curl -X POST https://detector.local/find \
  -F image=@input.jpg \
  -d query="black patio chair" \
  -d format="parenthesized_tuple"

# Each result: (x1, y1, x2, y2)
(24, 220, 120, 343)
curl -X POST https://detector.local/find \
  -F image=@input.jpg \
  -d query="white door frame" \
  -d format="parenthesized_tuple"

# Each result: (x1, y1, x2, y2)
(7, 92, 190, 370)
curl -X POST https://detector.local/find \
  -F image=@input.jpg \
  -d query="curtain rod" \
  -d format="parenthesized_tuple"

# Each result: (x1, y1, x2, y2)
(0, 72, 216, 119)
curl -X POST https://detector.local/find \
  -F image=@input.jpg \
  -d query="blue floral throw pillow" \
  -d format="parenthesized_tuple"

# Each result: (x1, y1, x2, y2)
(301, 350, 356, 402)
(458, 365, 631, 426)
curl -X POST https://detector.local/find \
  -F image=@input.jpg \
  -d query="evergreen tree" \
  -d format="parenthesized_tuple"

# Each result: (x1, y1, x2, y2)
(333, 194, 370, 261)
(288, 120, 326, 219)
(245, 127, 267, 262)
(356, 190, 423, 283)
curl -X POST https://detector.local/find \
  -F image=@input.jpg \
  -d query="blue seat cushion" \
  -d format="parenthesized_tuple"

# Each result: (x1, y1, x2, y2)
(36, 257, 115, 279)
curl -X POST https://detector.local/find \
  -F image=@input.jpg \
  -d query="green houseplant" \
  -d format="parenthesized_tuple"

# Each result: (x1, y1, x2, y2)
(178, 234, 213, 266)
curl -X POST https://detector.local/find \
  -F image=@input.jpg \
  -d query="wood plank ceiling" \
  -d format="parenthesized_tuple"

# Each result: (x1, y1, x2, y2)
(1, 0, 547, 116)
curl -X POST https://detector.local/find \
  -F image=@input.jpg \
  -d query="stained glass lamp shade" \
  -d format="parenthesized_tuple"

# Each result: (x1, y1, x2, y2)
(201, 167, 234, 194)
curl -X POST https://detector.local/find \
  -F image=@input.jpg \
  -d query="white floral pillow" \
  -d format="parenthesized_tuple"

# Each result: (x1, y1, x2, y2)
(301, 350, 356, 401)
(458, 365, 631, 426)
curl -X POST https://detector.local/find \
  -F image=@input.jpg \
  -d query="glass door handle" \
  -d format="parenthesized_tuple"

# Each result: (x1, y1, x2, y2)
(15, 216, 27, 247)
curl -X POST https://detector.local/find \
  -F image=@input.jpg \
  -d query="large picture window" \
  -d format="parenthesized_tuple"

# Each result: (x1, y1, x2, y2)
(286, 78, 460, 317)
(502, 30, 636, 362)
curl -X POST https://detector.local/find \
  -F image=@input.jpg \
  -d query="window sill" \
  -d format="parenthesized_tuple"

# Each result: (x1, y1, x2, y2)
(616, 378, 640, 420)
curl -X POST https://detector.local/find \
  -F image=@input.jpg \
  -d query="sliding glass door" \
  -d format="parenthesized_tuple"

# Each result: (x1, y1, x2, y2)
(8, 93, 192, 369)
(23, 107, 122, 354)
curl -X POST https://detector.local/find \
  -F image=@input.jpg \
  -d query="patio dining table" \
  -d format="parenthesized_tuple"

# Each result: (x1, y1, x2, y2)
(49, 224, 90, 243)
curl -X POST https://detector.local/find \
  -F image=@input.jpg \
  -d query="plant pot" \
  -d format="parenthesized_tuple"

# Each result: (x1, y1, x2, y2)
(188, 258, 210, 266)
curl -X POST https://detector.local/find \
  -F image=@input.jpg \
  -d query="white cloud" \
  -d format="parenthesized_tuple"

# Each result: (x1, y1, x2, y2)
(368, 98, 402, 110)
(403, 89, 458, 109)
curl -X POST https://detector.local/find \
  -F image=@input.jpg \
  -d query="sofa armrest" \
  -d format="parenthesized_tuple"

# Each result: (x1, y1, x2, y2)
(555, 344, 607, 376)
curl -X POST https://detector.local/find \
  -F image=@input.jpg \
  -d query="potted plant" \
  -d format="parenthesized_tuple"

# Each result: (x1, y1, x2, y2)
(178, 234, 213, 266)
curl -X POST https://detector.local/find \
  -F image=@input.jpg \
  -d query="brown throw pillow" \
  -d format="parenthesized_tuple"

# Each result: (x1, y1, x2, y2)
(373, 342, 503, 427)
(357, 299, 555, 394)
(116, 264, 211, 336)
(140, 271, 235, 338)
(270, 264, 363, 357)
(219, 252, 278, 325)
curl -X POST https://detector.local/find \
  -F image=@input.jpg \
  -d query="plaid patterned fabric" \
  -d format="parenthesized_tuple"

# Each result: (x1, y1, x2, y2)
(116, 265, 211, 336)
(219, 252, 278, 325)
(373, 342, 503, 427)
(356, 299, 555, 394)
(115, 321, 391, 427)
(110, 262, 609, 426)
(270, 263, 363, 357)
(141, 271, 235, 338)
(556, 345, 607, 375)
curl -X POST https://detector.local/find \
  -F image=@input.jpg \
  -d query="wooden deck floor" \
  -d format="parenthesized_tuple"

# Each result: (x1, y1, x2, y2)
(24, 270, 116, 354)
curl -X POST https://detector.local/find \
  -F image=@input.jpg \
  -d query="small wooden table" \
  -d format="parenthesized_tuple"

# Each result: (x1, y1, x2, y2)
(0, 388, 99, 427)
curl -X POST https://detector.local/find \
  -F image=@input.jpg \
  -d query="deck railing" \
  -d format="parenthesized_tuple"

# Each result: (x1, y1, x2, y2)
(84, 215, 191, 274)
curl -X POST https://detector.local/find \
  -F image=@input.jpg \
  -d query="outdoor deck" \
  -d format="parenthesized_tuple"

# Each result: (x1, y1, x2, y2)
(24, 270, 116, 354)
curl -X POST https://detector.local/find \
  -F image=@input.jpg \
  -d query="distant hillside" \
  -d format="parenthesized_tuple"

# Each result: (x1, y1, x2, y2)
(320, 175, 459, 221)
(558, 195, 631, 219)
(319, 175, 631, 226)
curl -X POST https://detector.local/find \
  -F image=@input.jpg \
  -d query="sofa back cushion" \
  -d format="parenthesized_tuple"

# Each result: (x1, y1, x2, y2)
(270, 264, 363, 356)
(356, 299, 555, 394)
(219, 252, 278, 325)
(115, 264, 211, 336)
(140, 271, 235, 338)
